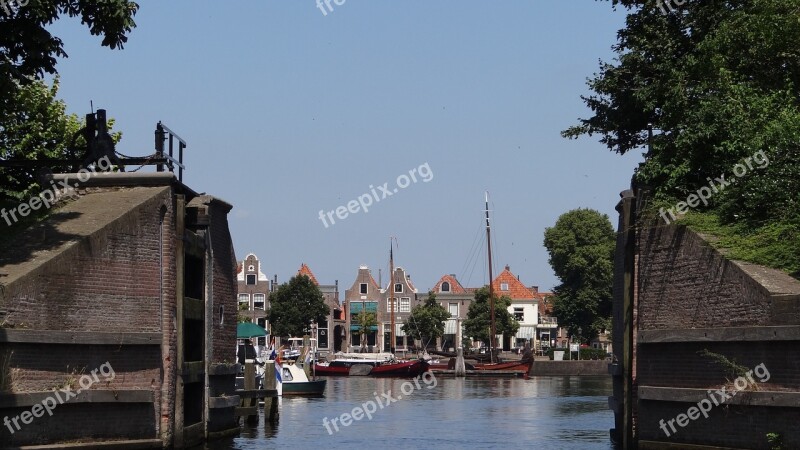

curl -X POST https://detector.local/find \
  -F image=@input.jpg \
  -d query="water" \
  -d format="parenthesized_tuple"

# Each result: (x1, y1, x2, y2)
(206, 375, 614, 450)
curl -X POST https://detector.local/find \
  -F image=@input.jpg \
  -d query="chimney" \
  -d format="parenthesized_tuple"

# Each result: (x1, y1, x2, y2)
(505, 264, 510, 271)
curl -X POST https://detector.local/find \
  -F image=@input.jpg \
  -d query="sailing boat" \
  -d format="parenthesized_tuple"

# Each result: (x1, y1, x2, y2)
(428, 193, 533, 375)
(470, 192, 534, 373)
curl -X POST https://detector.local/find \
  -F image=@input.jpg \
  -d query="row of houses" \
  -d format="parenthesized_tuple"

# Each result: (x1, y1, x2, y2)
(236, 253, 586, 355)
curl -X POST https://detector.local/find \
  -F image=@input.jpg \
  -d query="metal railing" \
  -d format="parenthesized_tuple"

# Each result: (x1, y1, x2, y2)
(154, 122, 187, 182)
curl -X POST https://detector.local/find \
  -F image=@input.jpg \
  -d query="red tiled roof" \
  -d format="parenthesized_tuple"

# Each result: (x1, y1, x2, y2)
(431, 274, 467, 294)
(237, 262, 243, 274)
(491, 265, 535, 299)
(297, 263, 319, 285)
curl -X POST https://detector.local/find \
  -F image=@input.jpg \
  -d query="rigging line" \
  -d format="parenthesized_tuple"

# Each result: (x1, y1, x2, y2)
(460, 210, 487, 287)
(458, 218, 485, 284)
(464, 228, 485, 289)
(489, 199, 502, 279)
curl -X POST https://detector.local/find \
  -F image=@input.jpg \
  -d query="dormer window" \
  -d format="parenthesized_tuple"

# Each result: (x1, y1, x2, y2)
(441, 282, 450, 293)
(394, 283, 403, 293)
(500, 283, 509, 291)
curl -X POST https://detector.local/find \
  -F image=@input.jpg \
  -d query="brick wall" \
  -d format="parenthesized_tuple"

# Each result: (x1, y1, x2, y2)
(637, 224, 773, 330)
(633, 220, 800, 449)
(206, 198, 237, 363)
(0, 185, 178, 447)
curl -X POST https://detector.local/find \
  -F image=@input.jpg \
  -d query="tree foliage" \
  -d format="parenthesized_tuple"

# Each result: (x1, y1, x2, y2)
(0, 78, 123, 215)
(563, 0, 800, 227)
(402, 292, 450, 346)
(462, 286, 519, 346)
(0, 0, 138, 115)
(267, 275, 329, 338)
(353, 310, 377, 350)
(543, 209, 615, 341)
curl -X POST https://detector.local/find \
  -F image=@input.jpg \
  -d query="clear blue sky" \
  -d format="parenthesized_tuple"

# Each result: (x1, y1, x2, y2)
(48, 1, 643, 292)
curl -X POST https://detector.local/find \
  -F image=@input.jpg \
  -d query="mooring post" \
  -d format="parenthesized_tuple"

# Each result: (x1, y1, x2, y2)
(243, 362, 258, 425)
(455, 347, 466, 377)
(263, 361, 279, 423)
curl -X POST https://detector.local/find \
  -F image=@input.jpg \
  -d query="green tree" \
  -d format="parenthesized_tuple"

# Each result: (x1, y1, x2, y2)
(462, 286, 519, 346)
(543, 209, 615, 342)
(562, 0, 800, 227)
(402, 292, 450, 347)
(267, 275, 329, 338)
(353, 310, 377, 351)
(237, 302, 252, 323)
(0, 1, 138, 115)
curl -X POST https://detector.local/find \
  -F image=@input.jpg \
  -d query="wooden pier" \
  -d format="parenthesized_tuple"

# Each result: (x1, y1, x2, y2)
(235, 361, 279, 424)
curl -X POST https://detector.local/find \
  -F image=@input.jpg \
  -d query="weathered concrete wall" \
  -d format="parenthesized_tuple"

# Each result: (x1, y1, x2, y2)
(530, 360, 608, 376)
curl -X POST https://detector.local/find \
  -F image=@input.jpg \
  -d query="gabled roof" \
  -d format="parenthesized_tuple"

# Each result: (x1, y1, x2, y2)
(384, 267, 417, 293)
(297, 263, 319, 285)
(492, 265, 536, 299)
(432, 274, 467, 294)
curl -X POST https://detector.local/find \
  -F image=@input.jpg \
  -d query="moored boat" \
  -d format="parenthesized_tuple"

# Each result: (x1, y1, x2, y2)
(428, 357, 532, 374)
(281, 362, 326, 396)
(314, 356, 428, 377)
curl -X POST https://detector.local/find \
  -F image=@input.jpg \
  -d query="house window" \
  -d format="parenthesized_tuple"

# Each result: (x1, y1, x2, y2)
(387, 298, 398, 312)
(246, 274, 256, 285)
(514, 307, 524, 321)
(248, 265, 255, 272)
(253, 293, 266, 310)
(449, 303, 458, 318)
(238, 294, 250, 308)
(360, 283, 368, 294)
(441, 281, 450, 292)
(500, 283, 509, 291)
(394, 283, 403, 293)
(400, 298, 410, 312)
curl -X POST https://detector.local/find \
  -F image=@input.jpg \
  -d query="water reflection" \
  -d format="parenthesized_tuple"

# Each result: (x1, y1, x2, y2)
(196, 375, 614, 450)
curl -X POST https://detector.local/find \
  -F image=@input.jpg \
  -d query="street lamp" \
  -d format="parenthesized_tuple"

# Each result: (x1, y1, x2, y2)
(577, 327, 582, 360)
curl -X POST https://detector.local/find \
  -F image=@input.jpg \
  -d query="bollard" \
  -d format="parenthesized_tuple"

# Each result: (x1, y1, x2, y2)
(263, 361, 279, 423)
(455, 347, 466, 377)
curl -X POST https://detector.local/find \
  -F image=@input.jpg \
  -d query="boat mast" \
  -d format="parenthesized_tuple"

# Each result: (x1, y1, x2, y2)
(485, 192, 496, 364)
(389, 237, 396, 354)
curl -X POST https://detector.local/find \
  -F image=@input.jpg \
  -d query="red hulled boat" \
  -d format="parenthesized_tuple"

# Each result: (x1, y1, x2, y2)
(314, 357, 429, 377)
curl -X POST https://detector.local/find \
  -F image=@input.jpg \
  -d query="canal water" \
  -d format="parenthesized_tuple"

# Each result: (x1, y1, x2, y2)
(205, 375, 614, 449)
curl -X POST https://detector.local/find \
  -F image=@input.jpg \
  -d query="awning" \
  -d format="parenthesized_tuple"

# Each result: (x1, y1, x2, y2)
(350, 325, 378, 331)
(237, 322, 267, 339)
(515, 326, 536, 339)
(350, 301, 377, 313)
(444, 319, 460, 335)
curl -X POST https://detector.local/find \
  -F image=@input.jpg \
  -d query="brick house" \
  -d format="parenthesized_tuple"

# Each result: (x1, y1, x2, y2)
(236, 253, 271, 346)
(428, 274, 474, 351)
(343, 265, 381, 351)
(381, 267, 419, 352)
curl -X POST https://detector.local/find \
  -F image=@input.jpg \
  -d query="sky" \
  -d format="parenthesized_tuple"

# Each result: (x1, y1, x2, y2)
(47, 1, 644, 293)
